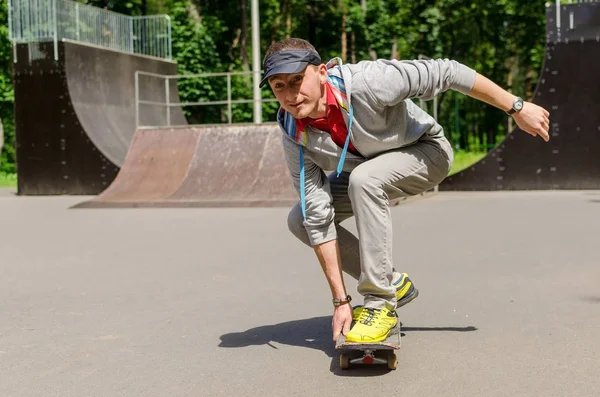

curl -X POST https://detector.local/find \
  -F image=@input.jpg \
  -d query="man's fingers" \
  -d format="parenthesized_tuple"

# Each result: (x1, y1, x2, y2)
(342, 317, 352, 335)
(541, 119, 550, 134)
(538, 126, 550, 141)
(332, 307, 354, 341)
(539, 114, 550, 141)
(516, 106, 550, 142)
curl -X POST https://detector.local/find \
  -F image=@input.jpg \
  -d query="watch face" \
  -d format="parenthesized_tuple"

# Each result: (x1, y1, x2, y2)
(514, 99, 524, 110)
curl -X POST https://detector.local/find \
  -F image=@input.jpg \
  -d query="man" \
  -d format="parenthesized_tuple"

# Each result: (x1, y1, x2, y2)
(260, 38, 550, 344)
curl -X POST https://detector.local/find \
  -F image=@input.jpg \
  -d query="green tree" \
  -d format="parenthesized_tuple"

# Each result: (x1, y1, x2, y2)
(0, 0, 15, 173)
(168, 0, 226, 123)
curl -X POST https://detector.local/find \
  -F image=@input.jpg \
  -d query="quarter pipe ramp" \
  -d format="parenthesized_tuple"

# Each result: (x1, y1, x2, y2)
(441, 2, 600, 190)
(74, 124, 299, 208)
(14, 40, 185, 195)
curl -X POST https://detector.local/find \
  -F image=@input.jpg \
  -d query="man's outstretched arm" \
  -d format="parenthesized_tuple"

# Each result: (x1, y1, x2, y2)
(357, 59, 550, 142)
(468, 73, 550, 142)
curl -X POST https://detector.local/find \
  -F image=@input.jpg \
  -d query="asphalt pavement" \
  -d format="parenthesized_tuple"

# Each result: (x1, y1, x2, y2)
(1, 189, 599, 397)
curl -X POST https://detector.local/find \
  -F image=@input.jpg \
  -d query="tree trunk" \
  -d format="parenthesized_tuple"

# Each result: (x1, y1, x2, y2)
(360, 0, 377, 60)
(507, 67, 514, 133)
(351, 31, 356, 63)
(391, 35, 398, 59)
(368, 47, 378, 60)
(341, 10, 347, 62)
(240, 0, 249, 70)
(269, 3, 280, 43)
(286, 7, 292, 38)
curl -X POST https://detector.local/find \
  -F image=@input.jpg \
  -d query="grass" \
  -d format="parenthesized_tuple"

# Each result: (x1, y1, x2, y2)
(0, 172, 17, 188)
(448, 150, 487, 176)
(0, 151, 487, 189)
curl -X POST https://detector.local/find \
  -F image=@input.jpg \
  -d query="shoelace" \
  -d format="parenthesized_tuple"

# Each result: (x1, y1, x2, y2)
(358, 308, 381, 326)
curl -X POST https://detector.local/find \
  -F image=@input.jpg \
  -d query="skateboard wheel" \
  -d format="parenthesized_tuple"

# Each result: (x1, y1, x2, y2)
(340, 354, 350, 370)
(387, 353, 398, 370)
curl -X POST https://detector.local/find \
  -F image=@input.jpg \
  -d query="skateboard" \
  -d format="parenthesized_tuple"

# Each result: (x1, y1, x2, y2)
(335, 322, 401, 370)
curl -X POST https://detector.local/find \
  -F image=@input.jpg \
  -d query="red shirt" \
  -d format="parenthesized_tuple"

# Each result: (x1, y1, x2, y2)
(295, 82, 360, 156)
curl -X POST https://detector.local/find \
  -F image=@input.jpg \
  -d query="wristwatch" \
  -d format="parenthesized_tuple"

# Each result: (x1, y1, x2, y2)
(333, 295, 352, 307)
(506, 96, 524, 115)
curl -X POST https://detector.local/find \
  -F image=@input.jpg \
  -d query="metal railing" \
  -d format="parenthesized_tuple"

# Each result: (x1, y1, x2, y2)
(8, 0, 172, 61)
(134, 70, 279, 128)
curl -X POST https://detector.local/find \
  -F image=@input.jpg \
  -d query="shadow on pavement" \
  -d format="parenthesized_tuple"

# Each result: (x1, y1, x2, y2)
(218, 315, 477, 377)
(581, 295, 600, 303)
(219, 316, 335, 356)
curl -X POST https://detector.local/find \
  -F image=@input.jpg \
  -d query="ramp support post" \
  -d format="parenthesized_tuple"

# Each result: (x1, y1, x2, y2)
(52, 0, 58, 61)
(165, 76, 171, 126)
(135, 71, 139, 129)
(227, 74, 232, 124)
(251, 0, 261, 124)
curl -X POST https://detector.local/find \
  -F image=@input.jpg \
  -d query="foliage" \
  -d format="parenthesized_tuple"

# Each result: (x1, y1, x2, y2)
(0, 0, 15, 173)
(0, 172, 17, 187)
(448, 150, 487, 176)
(167, 0, 227, 123)
(0, 0, 552, 171)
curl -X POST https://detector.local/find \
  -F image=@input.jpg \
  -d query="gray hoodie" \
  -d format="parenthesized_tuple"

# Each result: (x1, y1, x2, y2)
(276, 57, 477, 240)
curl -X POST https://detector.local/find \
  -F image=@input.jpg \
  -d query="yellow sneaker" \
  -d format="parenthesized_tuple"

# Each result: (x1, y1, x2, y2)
(394, 272, 419, 308)
(345, 307, 398, 343)
(352, 272, 419, 321)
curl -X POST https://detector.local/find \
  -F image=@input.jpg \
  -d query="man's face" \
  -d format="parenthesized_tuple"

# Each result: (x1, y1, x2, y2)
(268, 64, 327, 119)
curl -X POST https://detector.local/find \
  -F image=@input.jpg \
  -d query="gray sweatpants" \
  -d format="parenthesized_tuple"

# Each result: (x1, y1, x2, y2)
(287, 133, 454, 311)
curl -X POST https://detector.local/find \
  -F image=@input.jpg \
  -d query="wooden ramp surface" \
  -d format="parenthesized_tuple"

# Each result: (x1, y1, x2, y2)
(75, 124, 299, 208)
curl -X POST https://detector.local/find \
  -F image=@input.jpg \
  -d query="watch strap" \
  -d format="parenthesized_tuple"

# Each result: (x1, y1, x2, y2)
(506, 97, 523, 115)
(332, 295, 352, 307)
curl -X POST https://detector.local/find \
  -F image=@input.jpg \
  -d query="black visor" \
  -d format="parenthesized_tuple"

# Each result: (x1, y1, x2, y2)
(260, 50, 322, 88)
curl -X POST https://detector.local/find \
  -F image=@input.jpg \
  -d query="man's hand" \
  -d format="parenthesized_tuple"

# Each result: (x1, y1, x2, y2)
(332, 303, 353, 342)
(513, 102, 550, 142)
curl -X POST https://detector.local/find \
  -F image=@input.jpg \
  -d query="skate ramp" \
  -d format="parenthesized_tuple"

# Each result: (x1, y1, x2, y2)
(168, 124, 298, 206)
(78, 128, 202, 204)
(64, 40, 187, 168)
(14, 40, 186, 195)
(441, 2, 600, 190)
(74, 124, 299, 208)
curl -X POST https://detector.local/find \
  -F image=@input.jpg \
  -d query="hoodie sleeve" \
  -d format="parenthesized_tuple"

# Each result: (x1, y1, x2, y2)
(281, 135, 338, 246)
(355, 58, 477, 106)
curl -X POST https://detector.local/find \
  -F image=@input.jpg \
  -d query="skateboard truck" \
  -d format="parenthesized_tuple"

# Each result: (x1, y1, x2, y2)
(351, 350, 386, 365)
(339, 348, 398, 370)
(335, 322, 401, 370)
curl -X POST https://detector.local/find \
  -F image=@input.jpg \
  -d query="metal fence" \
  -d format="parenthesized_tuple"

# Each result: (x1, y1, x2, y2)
(134, 70, 279, 128)
(8, 0, 172, 61)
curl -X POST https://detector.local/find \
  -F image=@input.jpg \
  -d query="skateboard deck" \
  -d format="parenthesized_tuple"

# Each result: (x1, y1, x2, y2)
(335, 322, 401, 370)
